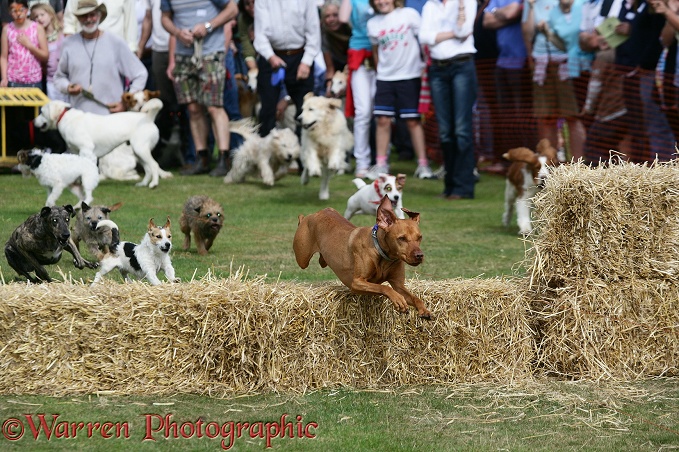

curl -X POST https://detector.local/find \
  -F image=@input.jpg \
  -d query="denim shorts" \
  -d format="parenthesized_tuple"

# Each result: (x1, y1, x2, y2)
(173, 52, 226, 107)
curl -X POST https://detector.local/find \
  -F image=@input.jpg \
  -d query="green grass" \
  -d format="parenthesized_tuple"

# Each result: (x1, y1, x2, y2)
(1, 163, 677, 450)
(0, 160, 527, 284)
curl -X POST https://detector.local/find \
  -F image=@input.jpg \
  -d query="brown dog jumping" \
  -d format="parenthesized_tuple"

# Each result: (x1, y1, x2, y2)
(293, 196, 432, 319)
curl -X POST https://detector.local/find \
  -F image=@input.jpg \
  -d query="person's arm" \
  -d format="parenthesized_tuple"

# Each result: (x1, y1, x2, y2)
(0, 27, 8, 87)
(237, 16, 257, 70)
(123, 0, 138, 52)
(137, 8, 152, 58)
(339, 0, 352, 24)
(166, 34, 176, 81)
(190, 0, 237, 40)
(483, 1, 523, 29)
(522, 0, 536, 58)
(62, 0, 77, 35)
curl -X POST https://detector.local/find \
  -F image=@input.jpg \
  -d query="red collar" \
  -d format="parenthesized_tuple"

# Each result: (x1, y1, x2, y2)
(56, 107, 70, 125)
(370, 179, 383, 205)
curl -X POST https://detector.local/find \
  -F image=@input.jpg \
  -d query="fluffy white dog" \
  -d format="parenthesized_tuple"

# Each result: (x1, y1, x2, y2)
(298, 93, 354, 200)
(17, 148, 99, 208)
(224, 119, 301, 186)
(344, 173, 406, 220)
(33, 99, 169, 188)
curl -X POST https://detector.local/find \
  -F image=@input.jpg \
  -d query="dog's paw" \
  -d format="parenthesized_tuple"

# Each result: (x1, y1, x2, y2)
(171, 278, 181, 283)
(300, 168, 309, 185)
(419, 311, 434, 321)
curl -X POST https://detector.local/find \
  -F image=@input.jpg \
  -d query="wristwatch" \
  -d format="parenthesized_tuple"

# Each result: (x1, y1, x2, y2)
(205, 21, 213, 33)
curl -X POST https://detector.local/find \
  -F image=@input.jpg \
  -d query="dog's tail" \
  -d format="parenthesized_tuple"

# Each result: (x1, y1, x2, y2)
(140, 98, 163, 119)
(352, 178, 367, 190)
(229, 117, 260, 142)
(96, 220, 120, 251)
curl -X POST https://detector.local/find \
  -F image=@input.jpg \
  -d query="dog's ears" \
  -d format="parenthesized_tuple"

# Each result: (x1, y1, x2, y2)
(64, 205, 75, 217)
(401, 208, 420, 224)
(148, 217, 156, 230)
(304, 92, 315, 101)
(40, 206, 52, 218)
(146, 89, 161, 99)
(396, 173, 406, 188)
(329, 98, 342, 109)
(80, 202, 91, 212)
(376, 195, 397, 229)
(503, 147, 538, 164)
(164, 216, 171, 229)
(108, 202, 123, 212)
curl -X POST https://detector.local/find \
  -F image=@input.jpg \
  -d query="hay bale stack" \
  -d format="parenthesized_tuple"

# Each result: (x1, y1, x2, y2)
(0, 277, 533, 396)
(525, 160, 679, 287)
(525, 160, 679, 379)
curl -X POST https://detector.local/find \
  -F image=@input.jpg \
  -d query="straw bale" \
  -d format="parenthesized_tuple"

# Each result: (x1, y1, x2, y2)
(532, 278, 679, 380)
(0, 276, 533, 396)
(523, 160, 679, 288)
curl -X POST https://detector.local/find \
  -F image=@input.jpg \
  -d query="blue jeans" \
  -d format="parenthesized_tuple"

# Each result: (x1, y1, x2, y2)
(428, 58, 478, 198)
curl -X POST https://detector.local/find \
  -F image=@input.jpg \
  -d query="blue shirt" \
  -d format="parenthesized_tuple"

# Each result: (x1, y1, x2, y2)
(349, 0, 374, 50)
(486, 0, 526, 69)
(160, 0, 231, 56)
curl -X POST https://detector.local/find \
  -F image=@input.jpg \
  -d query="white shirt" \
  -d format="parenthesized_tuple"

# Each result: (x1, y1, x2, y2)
(419, 0, 477, 60)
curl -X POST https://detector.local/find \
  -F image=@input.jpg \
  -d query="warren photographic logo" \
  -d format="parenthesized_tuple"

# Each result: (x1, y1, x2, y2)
(2, 413, 318, 449)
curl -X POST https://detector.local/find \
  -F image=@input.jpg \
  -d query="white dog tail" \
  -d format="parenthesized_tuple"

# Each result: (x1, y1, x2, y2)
(96, 220, 120, 250)
(140, 98, 163, 119)
(229, 117, 260, 142)
(352, 178, 367, 189)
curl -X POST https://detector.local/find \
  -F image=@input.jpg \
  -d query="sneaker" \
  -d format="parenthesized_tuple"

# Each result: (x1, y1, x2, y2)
(414, 165, 435, 179)
(354, 167, 369, 178)
(365, 164, 390, 180)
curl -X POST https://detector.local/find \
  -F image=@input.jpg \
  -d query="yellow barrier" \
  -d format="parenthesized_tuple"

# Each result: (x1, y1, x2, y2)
(0, 88, 50, 166)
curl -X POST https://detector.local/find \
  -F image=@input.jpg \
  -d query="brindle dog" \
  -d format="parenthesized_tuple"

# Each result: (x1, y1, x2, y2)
(5, 205, 98, 283)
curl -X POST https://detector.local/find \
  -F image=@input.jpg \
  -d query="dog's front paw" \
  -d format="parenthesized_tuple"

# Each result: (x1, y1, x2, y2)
(419, 310, 434, 321)
(300, 168, 309, 185)
(171, 277, 181, 283)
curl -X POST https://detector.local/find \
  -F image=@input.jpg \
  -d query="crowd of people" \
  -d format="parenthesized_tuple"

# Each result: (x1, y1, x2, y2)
(2, 0, 679, 200)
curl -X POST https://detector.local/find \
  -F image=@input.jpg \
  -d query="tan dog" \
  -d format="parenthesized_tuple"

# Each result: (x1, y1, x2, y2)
(121, 89, 161, 111)
(179, 196, 224, 255)
(502, 138, 558, 235)
(293, 196, 432, 319)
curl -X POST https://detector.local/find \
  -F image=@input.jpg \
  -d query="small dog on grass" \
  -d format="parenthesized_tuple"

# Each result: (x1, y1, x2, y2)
(5, 205, 98, 283)
(224, 118, 301, 186)
(179, 195, 224, 255)
(92, 217, 179, 286)
(17, 148, 100, 208)
(345, 173, 406, 220)
(72, 201, 123, 260)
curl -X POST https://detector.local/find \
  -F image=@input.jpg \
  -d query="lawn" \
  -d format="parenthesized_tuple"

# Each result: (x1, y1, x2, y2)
(0, 162, 677, 451)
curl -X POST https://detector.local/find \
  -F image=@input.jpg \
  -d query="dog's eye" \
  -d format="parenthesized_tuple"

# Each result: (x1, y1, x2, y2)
(206, 213, 212, 218)
(385, 186, 392, 192)
(398, 236, 407, 242)
(155, 234, 162, 239)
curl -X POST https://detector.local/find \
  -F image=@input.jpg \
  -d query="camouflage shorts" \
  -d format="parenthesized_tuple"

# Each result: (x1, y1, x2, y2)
(172, 52, 226, 107)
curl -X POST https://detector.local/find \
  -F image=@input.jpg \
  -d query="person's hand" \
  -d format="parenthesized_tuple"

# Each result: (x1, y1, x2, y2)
(108, 101, 125, 113)
(651, 0, 668, 14)
(0, 79, 7, 88)
(67, 83, 82, 95)
(192, 22, 208, 39)
(166, 61, 175, 81)
(297, 63, 311, 80)
(615, 22, 631, 36)
(268, 54, 286, 69)
(17, 33, 30, 48)
(176, 29, 194, 47)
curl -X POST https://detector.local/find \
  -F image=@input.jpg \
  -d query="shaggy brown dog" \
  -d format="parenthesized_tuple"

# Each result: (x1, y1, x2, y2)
(73, 201, 123, 260)
(179, 196, 224, 255)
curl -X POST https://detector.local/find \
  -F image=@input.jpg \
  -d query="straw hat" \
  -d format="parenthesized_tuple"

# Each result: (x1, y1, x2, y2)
(73, 0, 108, 23)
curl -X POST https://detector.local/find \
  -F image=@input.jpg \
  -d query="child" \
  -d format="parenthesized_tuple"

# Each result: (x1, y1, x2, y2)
(0, 0, 48, 88)
(31, 3, 67, 100)
(366, 0, 434, 179)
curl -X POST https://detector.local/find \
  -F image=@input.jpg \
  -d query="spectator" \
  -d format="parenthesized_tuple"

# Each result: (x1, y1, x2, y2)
(53, 0, 147, 113)
(366, 0, 434, 180)
(29, 0, 64, 24)
(235, 0, 255, 74)
(522, 0, 586, 160)
(420, 0, 479, 198)
(339, 0, 376, 177)
(1, 0, 48, 88)
(321, 0, 351, 97)
(161, 0, 237, 175)
(63, 0, 138, 52)
(31, 3, 65, 100)
(253, 0, 320, 138)
(482, 0, 530, 172)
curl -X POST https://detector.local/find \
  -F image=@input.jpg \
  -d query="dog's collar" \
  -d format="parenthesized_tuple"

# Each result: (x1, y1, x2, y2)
(373, 179, 383, 198)
(56, 107, 71, 125)
(371, 224, 397, 262)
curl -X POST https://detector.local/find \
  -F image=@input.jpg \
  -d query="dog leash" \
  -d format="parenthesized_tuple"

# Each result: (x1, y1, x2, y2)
(81, 89, 110, 108)
(371, 224, 397, 262)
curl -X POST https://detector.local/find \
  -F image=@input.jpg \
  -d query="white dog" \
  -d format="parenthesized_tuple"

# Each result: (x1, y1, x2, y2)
(224, 119, 301, 186)
(91, 217, 178, 286)
(298, 93, 354, 200)
(33, 99, 169, 188)
(345, 173, 406, 220)
(502, 138, 558, 236)
(17, 148, 99, 208)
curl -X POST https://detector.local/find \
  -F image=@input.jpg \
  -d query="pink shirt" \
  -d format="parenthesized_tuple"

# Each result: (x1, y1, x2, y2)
(7, 21, 42, 84)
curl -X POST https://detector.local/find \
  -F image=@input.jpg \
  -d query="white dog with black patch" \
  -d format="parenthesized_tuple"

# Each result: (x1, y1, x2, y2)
(345, 173, 406, 220)
(17, 148, 99, 208)
(224, 119, 301, 186)
(33, 99, 169, 188)
(91, 217, 179, 286)
(298, 93, 354, 200)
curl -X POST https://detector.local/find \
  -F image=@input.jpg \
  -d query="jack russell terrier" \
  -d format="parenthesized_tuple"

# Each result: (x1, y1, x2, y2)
(344, 173, 406, 220)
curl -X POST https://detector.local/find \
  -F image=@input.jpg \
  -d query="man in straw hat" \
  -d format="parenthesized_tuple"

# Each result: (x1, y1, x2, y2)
(63, 0, 138, 52)
(53, 0, 147, 115)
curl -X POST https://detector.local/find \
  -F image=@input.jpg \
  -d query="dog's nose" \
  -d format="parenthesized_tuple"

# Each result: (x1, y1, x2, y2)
(394, 195, 399, 201)
(61, 232, 70, 240)
(414, 250, 424, 262)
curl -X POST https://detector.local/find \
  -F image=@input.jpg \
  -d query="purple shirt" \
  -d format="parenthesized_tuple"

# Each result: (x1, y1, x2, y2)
(486, 0, 526, 69)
